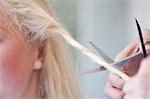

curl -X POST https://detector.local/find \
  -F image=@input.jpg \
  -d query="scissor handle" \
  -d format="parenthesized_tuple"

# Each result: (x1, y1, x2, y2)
(144, 40, 150, 44)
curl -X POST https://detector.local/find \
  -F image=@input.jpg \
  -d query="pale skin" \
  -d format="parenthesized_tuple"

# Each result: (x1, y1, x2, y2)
(0, 12, 42, 99)
(123, 56, 150, 99)
(104, 29, 150, 99)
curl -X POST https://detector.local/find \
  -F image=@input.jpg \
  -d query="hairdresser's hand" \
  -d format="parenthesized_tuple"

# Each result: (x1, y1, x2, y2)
(123, 56, 150, 99)
(104, 29, 150, 99)
(104, 40, 140, 99)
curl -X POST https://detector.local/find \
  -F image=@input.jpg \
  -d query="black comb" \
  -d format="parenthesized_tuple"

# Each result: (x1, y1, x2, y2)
(135, 18, 147, 57)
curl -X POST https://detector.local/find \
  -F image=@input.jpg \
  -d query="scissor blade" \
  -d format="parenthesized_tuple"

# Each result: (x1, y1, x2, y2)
(83, 66, 106, 74)
(89, 41, 114, 63)
(112, 51, 142, 67)
(84, 51, 143, 74)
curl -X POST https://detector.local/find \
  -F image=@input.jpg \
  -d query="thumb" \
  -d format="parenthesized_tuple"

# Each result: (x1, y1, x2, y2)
(138, 56, 150, 76)
(115, 40, 139, 61)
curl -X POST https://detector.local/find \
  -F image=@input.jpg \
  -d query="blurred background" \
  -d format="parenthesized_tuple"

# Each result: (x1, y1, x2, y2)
(48, 0, 150, 99)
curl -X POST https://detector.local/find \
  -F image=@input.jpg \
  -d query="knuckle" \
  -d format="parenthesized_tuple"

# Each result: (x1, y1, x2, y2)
(115, 54, 122, 61)
(104, 83, 124, 99)
(104, 83, 109, 94)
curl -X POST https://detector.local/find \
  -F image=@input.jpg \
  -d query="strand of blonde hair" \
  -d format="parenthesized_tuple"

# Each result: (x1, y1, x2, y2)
(7, 0, 129, 81)
(32, 2, 130, 80)
(57, 29, 129, 81)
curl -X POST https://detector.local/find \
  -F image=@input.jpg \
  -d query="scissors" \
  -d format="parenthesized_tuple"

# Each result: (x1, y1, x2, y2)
(84, 19, 149, 74)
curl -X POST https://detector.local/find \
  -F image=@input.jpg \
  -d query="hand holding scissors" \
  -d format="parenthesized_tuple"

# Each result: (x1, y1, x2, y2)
(84, 19, 150, 74)
(104, 20, 150, 99)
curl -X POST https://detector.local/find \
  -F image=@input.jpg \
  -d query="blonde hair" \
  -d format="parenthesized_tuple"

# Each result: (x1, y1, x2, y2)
(0, 0, 129, 98)
(0, 0, 82, 99)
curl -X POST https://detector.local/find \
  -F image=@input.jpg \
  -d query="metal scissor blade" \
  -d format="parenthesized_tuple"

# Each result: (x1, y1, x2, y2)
(112, 51, 142, 67)
(89, 41, 141, 67)
(87, 40, 150, 74)
(84, 51, 143, 74)
(83, 66, 106, 74)
(89, 41, 114, 63)
(84, 20, 149, 75)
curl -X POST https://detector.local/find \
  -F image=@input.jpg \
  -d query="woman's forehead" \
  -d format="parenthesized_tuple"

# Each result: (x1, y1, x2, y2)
(0, 11, 31, 46)
(0, 11, 11, 30)
(0, 11, 21, 37)
(0, 14, 10, 36)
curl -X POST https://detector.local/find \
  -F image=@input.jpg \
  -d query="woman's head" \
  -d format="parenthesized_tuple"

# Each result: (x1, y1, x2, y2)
(0, 7, 42, 99)
(0, 0, 81, 99)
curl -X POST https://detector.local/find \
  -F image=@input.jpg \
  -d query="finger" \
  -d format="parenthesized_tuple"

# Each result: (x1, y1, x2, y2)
(143, 29, 150, 40)
(124, 93, 146, 99)
(104, 82, 124, 99)
(109, 72, 125, 89)
(124, 94, 134, 99)
(115, 40, 139, 61)
(140, 29, 150, 53)
(123, 79, 135, 94)
(115, 29, 150, 62)
(138, 56, 150, 76)
(123, 77, 145, 96)
(124, 92, 145, 99)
